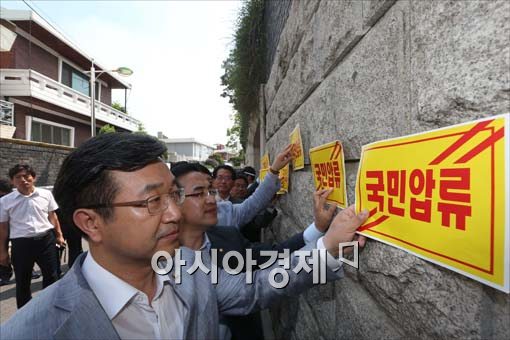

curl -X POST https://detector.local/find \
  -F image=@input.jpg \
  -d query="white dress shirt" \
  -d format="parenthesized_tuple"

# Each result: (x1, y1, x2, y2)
(82, 253, 185, 340)
(0, 188, 58, 238)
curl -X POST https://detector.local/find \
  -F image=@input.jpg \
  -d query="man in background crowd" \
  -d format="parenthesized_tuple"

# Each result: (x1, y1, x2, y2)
(243, 166, 258, 197)
(0, 164, 65, 308)
(215, 144, 293, 229)
(0, 179, 13, 286)
(229, 170, 278, 243)
(213, 164, 237, 201)
(230, 172, 249, 202)
(0, 179, 11, 197)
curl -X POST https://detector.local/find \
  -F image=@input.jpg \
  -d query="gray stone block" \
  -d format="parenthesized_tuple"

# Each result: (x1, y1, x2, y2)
(266, 0, 412, 159)
(266, 0, 365, 139)
(356, 241, 510, 339)
(333, 274, 405, 339)
(265, 0, 322, 112)
(362, 0, 397, 28)
(409, 0, 510, 132)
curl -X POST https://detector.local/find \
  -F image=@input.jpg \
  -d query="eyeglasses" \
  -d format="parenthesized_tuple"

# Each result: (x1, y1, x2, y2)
(80, 188, 185, 215)
(184, 188, 219, 199)
(214, 175, 232, 182)
(233, 183, 247, 190)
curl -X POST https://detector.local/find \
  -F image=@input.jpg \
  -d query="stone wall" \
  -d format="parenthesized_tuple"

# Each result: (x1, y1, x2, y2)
(258, 0, 510, 339)
(0, 138, 72, 186)
(263, 0, 292, 81)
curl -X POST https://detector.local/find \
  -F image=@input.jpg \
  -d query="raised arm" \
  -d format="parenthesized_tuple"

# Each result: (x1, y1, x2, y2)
(217, 144, 294, 228)
(215, 206, 368, 315)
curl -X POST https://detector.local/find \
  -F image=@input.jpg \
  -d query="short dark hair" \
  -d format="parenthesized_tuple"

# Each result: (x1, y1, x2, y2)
(212, 165, 235, 180)
(242, 166, 256, 179)
(52, 133, 166, 237)
(171, 162, 211, 184)
(0, 178, 12, 196)
(8, 164, 36, 179)
(234, 173, 248, 186)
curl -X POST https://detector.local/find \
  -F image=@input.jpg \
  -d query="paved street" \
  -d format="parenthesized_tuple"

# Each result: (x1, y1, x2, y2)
(0, 240, 88, 324)
(0, 267, 44, 323)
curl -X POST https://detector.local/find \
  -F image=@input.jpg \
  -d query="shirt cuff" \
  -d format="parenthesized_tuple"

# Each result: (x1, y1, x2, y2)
(303, 222, 325, 245)
(317, 237, 342, 271)
(265, 171, 279, 183)
(265, 172, 281, 190)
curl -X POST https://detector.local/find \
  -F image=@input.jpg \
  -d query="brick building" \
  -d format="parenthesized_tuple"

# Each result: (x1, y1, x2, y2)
(0, 7, 140, 147)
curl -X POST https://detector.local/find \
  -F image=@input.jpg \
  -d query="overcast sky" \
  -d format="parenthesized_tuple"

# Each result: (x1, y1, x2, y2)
(4, 0, 242, 146)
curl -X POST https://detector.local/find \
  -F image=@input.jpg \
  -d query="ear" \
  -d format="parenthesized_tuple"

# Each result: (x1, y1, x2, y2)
(73, 209, 104, 243)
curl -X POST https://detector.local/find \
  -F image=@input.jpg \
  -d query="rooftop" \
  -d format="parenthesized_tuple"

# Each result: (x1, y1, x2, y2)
(0, 7, 131, 89)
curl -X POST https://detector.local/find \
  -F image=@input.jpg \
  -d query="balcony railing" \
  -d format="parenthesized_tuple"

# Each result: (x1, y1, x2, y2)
(0, 69, 139, 131)
(0, 99, 14, 125)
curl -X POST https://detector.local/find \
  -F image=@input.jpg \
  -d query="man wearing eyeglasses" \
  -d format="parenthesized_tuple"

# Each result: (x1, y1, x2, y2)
(172, 161, 336, 340)
(1, 133, 368, 340)
(215, 144, 293, 229)
(213, 165, 237, 202)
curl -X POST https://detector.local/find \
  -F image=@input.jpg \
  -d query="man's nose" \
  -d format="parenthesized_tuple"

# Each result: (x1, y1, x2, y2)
(162, 200, 182, 223)
(205, 194, 217, 204)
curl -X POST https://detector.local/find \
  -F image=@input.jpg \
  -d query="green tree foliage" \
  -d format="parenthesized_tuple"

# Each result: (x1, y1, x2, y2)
(134, 122, 147, 135)
(221, 0, 265, 150)
(229, 149, 245, 167)
(111, 101, 127, 114)
(98, 124, 116, 134)
(208, 153, 224, 166)
(226, 112, 242, 151)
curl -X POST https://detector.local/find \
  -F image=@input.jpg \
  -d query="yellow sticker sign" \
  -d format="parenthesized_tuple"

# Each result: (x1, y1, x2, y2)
(310, 141, 348, 208)
(277, 164, 290, 195)
(290, 125, 305, 170)
(356, 114, 509, 293)
(259, 168, 269, 183)
(261, 153, 270, 170)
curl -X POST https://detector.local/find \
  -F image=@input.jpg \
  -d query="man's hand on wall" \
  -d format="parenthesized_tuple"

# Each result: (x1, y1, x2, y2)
(270, 144, 294, 172)
(313, 188, 335, 232)
(323, 205, 368, 257)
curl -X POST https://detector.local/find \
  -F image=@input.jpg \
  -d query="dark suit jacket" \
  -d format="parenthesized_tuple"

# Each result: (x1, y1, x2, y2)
(228, 195, 278, 242)
(246, 181, 259, 197)
(206, 226, 305, 340)
(241, 208, 278, 242)
(206, 225, 305, 271)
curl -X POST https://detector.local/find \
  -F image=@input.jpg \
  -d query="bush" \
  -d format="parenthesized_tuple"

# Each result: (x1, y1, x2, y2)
(98, 124, 116, 134)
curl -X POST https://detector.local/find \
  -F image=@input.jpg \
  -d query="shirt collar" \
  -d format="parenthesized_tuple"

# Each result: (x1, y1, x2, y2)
(82, 252, 170, 319)
(200, 233, 211, 251)
(153, 271, 171, 301)
(12, 187, 38, 198)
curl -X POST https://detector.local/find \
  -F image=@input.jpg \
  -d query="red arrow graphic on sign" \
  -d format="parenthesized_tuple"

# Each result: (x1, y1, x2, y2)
(429, 119, 494, 165)
(455, 127, 504, 164)
(358, 207, 390, 231)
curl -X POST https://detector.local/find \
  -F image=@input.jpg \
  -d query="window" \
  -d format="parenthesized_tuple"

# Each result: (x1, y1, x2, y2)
(61, 62, 99, 98)
(28, 117, 73, 147)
